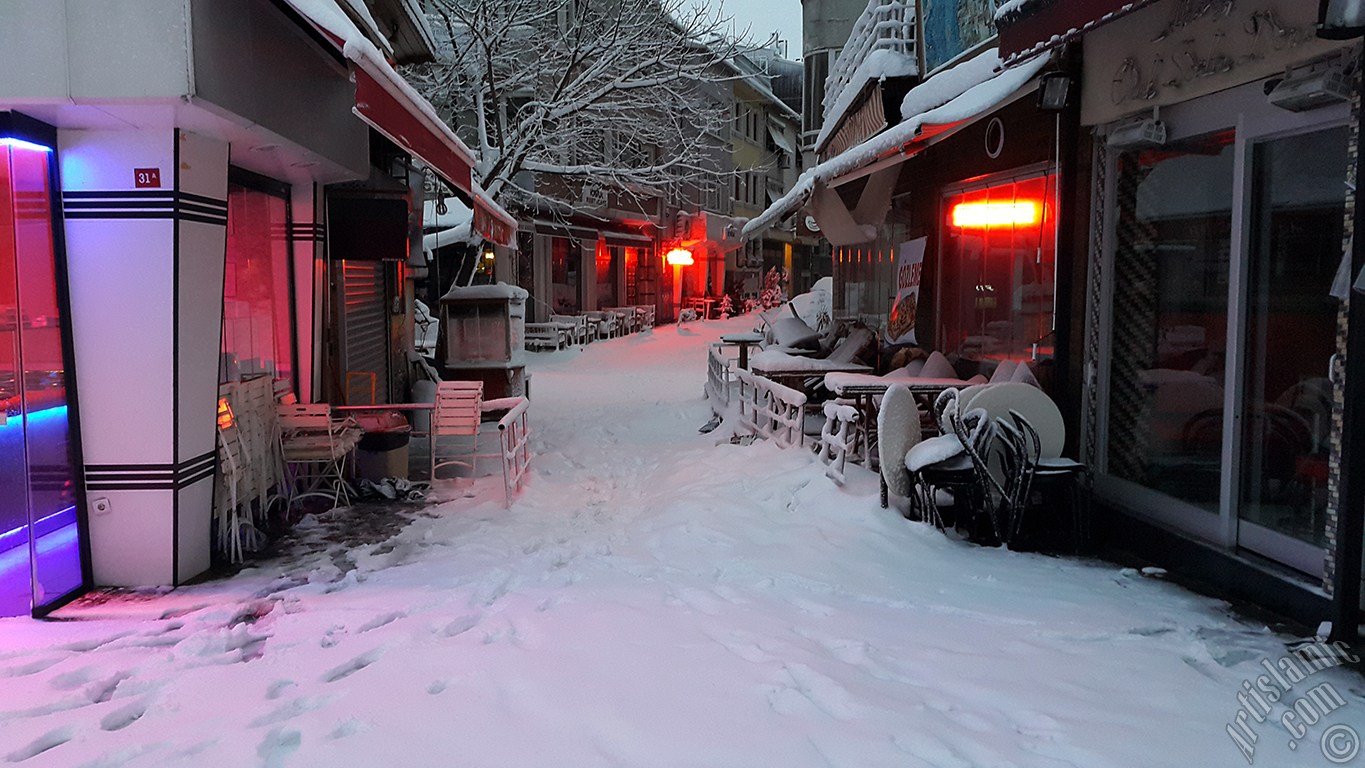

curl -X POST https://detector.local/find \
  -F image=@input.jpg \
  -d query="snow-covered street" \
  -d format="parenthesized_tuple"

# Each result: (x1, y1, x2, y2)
(2, 317, 1363, 767)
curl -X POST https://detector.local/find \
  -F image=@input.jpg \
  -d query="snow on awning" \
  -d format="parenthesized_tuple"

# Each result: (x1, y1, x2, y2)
(423, 223, 477, 252)
(740, 49, 1050, 242)
(280, 0, 517, 247)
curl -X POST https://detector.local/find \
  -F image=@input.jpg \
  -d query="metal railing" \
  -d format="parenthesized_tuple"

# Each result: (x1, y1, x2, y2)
(823, 0, 918, 121)
(497, 398, 532, 506)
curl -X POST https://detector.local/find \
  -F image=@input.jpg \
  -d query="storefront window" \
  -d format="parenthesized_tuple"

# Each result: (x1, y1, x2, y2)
(1238, 127, 1346, 548)
(1, 135, 84, 616)
(222, 183, 292, 384)
(597, 245, 619, 308)
(1106, 132, 1234, 512)
(550, 236, 580, 313)
(939, 173, 1057, 366)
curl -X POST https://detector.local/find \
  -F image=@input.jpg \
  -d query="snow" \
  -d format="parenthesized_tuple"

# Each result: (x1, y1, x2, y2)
(741, 49, 1051, 241)
(813, 48, 920, 152)
(439, 282, 529, 301)
(2, 316, 1362, 767)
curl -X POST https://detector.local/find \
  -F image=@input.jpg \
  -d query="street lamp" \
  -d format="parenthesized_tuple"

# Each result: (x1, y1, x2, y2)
(1317, 4, 1365, 643)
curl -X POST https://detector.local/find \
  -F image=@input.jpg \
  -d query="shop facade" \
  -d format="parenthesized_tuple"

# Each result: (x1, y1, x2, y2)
(0, 0, 511, 615)
(999, 0, 1365, 631)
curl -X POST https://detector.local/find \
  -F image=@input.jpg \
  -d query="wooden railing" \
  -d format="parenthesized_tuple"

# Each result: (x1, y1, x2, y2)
(706, 343, 734, 413)
(735, 369, 807, 448)
(817, 400, 860, 485)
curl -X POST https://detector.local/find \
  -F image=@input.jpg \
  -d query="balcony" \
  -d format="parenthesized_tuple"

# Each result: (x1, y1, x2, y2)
(822, 0, 918, 126)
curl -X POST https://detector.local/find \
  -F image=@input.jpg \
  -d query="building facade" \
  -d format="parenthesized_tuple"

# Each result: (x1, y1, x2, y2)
(0, 0, 513, 615)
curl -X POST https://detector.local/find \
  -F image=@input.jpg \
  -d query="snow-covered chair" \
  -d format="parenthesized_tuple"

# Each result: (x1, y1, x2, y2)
(876, 383, 921, 511)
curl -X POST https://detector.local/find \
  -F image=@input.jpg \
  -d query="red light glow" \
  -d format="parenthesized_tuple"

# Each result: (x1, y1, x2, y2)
(950, 201, 1040, 228)
(666, 248, 694, 266)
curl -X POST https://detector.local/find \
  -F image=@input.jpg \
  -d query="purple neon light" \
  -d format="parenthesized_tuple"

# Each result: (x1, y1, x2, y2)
(0, 137, 53, 153)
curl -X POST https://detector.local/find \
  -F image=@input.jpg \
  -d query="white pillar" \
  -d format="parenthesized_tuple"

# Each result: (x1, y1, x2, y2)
(61, 129, 228, 587)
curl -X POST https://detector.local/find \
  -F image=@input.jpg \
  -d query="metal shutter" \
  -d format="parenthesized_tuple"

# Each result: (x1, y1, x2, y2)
(340, 260, 389, 405)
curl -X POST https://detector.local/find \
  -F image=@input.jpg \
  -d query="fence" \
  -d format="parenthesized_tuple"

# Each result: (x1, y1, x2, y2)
(706, 343, 734, 412)
(497, 397, 532, 506)
(817, 400, 860, 485)
(734, 368, 807, 448)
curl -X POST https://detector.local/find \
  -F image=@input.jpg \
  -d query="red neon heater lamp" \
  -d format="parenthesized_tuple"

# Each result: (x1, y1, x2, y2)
(950, 201, 1041, 228)
(666, 248, 694, 266)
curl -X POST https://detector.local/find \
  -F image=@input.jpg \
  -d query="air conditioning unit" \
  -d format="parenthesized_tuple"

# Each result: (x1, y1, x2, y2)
(1106, 118, 1166, 150)
(1266, 63, 1351, 112)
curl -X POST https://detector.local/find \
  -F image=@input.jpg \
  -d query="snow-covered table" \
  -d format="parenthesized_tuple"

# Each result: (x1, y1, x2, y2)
(719, 331, 765, 369)
(823, 373, 965, 467)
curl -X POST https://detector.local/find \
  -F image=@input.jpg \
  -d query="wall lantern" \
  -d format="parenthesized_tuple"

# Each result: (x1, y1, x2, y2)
(665, 247, 694, 266)
(1319, 0, 1365, 38)
(950, 201, 1040, 229)
(1037, 72, 1075, 111)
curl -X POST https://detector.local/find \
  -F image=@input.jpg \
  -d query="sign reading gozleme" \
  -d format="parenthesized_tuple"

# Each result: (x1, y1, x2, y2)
(887, 238, 926, 345)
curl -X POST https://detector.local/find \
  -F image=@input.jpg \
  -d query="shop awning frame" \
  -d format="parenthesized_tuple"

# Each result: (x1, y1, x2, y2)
(280, 0, 517, 246)
(740, 49, 1051, 243)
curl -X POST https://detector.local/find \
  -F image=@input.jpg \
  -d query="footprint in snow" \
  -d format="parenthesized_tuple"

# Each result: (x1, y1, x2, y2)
(357, 611, 405, 633)
(321, 649, 383, 683)
(6, 726, 73, 762)
(257, 727, 302, 767)
(99, 698, 149, 732)
(439, 614, 481, 638)
(427, 679, 448, 695)
(266, 680, 297, 700)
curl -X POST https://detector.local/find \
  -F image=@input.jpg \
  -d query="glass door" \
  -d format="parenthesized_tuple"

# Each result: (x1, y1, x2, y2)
(0, 134, 86, 617)
(1236, 126, 1348, 571)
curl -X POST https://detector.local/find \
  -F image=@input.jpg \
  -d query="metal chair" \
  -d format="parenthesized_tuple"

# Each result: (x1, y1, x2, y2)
(277, 403, 361, 511)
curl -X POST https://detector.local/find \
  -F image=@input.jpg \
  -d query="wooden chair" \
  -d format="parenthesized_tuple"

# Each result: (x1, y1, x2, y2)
(431, 381, 489, 480)
(278, 403, 361, 511)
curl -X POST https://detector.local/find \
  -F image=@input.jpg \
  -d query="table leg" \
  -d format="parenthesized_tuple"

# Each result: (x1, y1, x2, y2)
(738, 343, 749, 370)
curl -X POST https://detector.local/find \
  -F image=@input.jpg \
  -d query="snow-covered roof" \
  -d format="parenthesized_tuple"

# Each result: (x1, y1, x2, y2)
(813, 48, 919, 153)
(740, 49, 1050, 241)
(440, 281, 529, 302)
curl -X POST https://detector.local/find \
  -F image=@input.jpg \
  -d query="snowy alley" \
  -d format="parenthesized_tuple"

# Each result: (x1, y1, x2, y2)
(2, 316, 1364, 768)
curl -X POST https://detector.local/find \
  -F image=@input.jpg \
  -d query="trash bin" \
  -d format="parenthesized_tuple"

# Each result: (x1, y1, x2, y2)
(354, 411, 412, 482)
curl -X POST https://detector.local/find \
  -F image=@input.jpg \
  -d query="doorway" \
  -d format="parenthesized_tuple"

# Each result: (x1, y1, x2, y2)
(0, 129, 88, 617)
(1097, 81, 1349, 576)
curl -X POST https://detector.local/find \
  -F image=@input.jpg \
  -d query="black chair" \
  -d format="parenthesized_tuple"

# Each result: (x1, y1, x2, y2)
(1004, 409, 1088, 551)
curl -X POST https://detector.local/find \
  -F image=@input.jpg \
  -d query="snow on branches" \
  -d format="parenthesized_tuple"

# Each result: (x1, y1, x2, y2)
(407, 0, 766, 217)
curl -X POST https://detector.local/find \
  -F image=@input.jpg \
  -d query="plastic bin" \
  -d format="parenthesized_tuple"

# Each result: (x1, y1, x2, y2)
(354, 411, 412, 482)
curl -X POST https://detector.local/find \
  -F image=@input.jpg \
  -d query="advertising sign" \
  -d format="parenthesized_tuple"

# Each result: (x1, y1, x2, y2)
(886, 238, 926, 345)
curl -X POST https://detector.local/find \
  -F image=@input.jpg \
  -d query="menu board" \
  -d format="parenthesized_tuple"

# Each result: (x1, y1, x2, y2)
(886, 238, 926, 345)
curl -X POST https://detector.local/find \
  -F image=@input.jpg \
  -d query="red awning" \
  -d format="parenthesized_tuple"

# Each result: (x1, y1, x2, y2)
(352, 66, 472, 195)
(997, 0, 1159, 66)
(278, 0, 517, 246)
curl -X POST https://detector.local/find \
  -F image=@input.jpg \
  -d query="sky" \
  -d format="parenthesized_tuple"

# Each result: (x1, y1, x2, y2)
(712, 0, 804, 59)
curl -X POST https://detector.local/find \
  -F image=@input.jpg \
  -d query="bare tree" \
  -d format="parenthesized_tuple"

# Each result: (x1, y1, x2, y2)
(407, 0, 765, 216)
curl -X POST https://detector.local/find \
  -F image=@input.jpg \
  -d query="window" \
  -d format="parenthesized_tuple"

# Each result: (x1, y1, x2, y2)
(550, 236, 580, 313)
(222, 182, 293, 384)
(938, 172, 1058, 368)
(1105, 133, 1233, 513)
